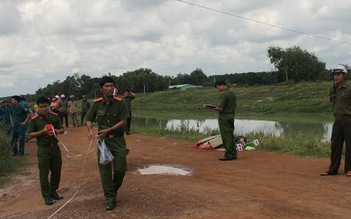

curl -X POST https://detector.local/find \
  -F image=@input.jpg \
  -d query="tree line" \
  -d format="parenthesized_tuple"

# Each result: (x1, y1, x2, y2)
(19, 45, 349, 102)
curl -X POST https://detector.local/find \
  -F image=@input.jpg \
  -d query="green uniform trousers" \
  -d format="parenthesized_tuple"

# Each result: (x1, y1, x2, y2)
(98, 137, 127, 203)
(329, 123, 351, 173)
(37, 143, 62, 200)
(218, 114, 237, 159)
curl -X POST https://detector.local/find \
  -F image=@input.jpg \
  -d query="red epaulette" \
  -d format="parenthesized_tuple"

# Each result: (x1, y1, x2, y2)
(31, 114, 39, 120)
(113, 97, 122, 102)
(93, 97, 103, 103)
(50, 112, 58, 116)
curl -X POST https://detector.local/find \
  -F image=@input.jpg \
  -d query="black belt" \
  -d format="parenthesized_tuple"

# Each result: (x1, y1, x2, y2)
(40, 142, 58, 147)
(107, 133, 124, 138)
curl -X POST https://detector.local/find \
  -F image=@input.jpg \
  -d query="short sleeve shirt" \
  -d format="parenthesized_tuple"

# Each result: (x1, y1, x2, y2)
(85, 97, 129, 135)
(218, 88, 236, 115)
(10, 105, 29, 126)
(332, 82, 351, 123)
(59, 99, 68, 112)
(28, 113, 63, 147)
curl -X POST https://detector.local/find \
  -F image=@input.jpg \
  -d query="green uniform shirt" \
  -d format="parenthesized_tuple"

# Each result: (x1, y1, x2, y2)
(59, 99, 68, 112)
(218, 88, 236, 115)
(85, 97, 129, 135)
(28, 113, 63, 146)
(330, 82, 351, 123)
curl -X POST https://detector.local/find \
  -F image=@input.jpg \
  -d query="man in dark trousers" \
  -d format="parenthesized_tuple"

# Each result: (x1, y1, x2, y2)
(321, 65, 351, 176)
(28, 96, 65, 205)
(9, 95, 30, 156)
(80, 95, 91, 126)
(86, 76, 129, 211)
(205, 80, 237, 161)
(58, 94, 68, 127)
(123, 90, 135, 135)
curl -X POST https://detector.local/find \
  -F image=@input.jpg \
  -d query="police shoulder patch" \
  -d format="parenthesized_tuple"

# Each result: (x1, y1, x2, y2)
(93, 97, 103, 103)
(113, 97, 122, 102)
(31, 114, 39, 120)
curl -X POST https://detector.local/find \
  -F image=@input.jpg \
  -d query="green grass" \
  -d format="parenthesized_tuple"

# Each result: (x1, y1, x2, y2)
(0, 123, 32, 188)
(132, 121, 331, 157)
(129, 81, 335, 157)
(248, 132, 330, 157)
(132, 81, 333, 116)
(3, 81, 334, 185)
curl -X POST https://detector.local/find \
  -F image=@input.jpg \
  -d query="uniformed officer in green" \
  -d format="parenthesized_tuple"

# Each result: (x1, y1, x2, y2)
(28, 96, 65, 205)
(321, 65, 351, 176)
(206, 80, 237, 161)
(86, 76, 129, 211)
(123, 89, 136, 135)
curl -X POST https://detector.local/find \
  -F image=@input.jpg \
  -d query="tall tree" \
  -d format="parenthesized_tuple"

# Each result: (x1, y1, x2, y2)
(267, 46, 326, 83)
(190, 68, 207, 85)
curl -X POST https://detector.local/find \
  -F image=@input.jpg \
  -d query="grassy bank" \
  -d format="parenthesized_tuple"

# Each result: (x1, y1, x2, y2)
(0, 81, 334, 187)
(130, 81, 333, 157)
(132, 81, 333, 118)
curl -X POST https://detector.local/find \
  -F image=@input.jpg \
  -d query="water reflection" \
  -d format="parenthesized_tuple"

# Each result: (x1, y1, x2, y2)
(133, 117, 333, 141)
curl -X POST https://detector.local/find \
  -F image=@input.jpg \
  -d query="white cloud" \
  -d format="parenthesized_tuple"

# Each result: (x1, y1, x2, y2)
(0, 0, 350, 96)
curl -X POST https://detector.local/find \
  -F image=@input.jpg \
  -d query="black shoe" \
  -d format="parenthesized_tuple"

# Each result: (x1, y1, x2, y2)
(51, 192, 63, 200)
(320, 171, 338, 176)
(126, 148, 130, 155)
(45, 199, 54, 205)
(219, 157, 236, 161)
(106, 200, 116, 211)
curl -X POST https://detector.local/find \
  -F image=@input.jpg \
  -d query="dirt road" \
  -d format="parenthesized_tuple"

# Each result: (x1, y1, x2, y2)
(1, 126, 351, 219)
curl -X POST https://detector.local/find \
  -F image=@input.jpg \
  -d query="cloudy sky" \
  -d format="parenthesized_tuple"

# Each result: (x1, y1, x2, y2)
(1, 0, 350, 96)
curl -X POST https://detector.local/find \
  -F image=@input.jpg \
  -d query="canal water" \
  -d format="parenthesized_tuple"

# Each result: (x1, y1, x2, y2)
(133, 117, 333, 141)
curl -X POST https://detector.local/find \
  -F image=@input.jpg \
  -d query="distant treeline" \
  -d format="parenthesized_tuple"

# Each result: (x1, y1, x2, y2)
(19, 67, 331, 103)
(6, 45, 344, 102)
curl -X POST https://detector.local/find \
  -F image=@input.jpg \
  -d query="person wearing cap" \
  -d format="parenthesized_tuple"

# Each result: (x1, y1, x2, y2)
(9, 95, 31, 156)
(28, 96, 65, 205)
(86, 76, 129, 211)
(321, 65, 351, 176)
(67, 95, 79, 127)
(205, 80, 237, 161)
(80, 95, 91, 126)
(123, 89, 136, 135)
(58, 94, 68, 127)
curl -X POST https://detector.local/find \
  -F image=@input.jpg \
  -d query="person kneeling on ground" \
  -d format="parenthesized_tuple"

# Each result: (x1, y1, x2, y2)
(28, 96, 65, 205)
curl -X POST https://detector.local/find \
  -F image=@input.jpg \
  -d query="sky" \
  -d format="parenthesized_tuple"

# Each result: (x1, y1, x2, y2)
(0, 0, 350, 97)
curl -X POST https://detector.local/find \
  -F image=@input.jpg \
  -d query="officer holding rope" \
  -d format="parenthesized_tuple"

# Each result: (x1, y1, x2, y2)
(86, 76, 129, 211)
(28, 96, 65, 205)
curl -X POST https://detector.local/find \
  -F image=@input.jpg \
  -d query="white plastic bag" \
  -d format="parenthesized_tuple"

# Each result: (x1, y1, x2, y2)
(98, 139, 114, 164)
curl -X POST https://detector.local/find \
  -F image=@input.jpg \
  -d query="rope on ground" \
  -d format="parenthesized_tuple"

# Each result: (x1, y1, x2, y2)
(53, 130, 86, 158)
(47, 138, 95, 219)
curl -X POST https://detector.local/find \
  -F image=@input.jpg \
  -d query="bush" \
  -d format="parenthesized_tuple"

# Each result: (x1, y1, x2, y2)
(0, 122, 12, 175)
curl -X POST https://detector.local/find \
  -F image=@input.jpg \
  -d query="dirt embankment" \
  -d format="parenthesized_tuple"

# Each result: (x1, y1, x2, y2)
(1, 126, 351, 219)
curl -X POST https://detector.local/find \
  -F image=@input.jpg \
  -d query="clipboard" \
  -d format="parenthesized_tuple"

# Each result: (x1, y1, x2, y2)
(204, 104, 218, 109)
